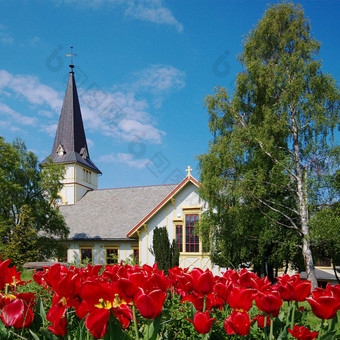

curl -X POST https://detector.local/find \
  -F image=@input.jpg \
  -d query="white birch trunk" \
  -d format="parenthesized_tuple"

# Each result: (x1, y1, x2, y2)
(292, 113, 318, 289)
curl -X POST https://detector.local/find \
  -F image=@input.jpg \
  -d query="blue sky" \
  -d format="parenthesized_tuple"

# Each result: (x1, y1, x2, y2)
(0, 0, 339, 189)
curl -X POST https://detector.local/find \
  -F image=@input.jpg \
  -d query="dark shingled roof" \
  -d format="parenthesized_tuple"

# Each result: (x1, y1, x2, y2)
(59, 183, 177, 240)
(47, 70, 101, 174)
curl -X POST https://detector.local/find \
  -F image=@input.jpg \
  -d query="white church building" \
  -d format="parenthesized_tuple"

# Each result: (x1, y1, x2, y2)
(46, 65, 218, 273)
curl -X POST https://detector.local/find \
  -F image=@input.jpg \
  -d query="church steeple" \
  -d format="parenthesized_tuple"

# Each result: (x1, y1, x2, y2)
(49, 67, 101, 174)
(47, 65, 101, 205)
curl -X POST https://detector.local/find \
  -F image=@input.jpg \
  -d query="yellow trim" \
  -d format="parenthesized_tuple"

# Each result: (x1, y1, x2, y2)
(182, 206, 202, 211)
(144, 224, 148, 264)
(182, 209, 201, 253)
(171, 198, 175, 218)
(166, 204, 168, 231)
(136, 224, 148, 264)
(180, 254, 212, 270)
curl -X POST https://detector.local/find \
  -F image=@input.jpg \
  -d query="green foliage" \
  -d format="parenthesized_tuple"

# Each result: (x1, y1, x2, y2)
(152, 227, 179, 273)
(171, 239, 180, 268)
(0, 137, 69, 266)
(152, 226, 171, 273)
(310, 203, 340, 265)
(198, 2, 339, 281)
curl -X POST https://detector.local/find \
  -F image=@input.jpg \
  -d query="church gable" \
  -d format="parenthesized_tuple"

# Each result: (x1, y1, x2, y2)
(127, 174, 200, 238)
(137, 180, 207, 267)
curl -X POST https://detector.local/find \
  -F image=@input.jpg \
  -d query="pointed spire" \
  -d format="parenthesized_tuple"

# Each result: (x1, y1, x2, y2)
(48, 68, 101, 174)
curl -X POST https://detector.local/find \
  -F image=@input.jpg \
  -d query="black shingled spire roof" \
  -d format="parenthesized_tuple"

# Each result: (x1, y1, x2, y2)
(47, 67, 101, 174)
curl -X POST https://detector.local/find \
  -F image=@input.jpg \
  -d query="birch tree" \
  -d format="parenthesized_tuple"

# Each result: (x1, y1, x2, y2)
(198, 3, 339, 288)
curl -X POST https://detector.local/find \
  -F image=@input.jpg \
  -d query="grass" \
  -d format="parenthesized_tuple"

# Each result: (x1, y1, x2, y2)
(19, 268, 34, 281)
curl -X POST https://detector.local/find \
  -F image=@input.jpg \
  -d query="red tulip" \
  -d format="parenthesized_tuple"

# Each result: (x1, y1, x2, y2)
(275, 274, 311, 302)
(78, 280, 133, 335)
(224, 310, 251, 336)
(226, 285, 256, 312)
(238, 269, 258, 288)
(187, 269, 215, 295)
(0, 258, 22, 290)
(85, 308, 110, 339)
(134, 288, 166, 319)
(214, 281, 231, 301)
(306, 295, 340, 319)
(187, 311, 216, 334)
(255, 290, 282, 317)
(48, 316, 67, 336)
(1, 299, 34, 329)
(252, 314, 271, 328)
(288, 325, 318, 340)
(181, 291, 213, 311)
(117, 278, 138, 299)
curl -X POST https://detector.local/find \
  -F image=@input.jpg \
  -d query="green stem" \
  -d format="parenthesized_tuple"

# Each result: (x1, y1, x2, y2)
(203, 294, 206, 313)
(264, 315, 268, 339)
(269, 317, 273, 340)
(290, 301, 296, 331)
(132, 302, 140, 340)
(147, 320, 150, 339)
(317, 319, 324, 340)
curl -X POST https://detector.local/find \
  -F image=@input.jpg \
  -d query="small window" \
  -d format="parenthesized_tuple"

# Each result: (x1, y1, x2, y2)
(317, 258, 331, 267)
(56, 144, 65, 156)
(106, 248, 118, 264)
(81, 248, 92, 263)
(133, 248, 139, 263)
(82, 169, 92, 184)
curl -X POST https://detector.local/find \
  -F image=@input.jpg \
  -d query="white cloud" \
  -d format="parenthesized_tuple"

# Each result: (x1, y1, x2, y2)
(0, 63, 185, 145)
(0, 120, 21, 132)
(132, 64, 186, 94)
(0, 103, 38, 126)
(79, 87, 165, 143)
(38, 110, 54, 118)
(28, 36, 40, 46)
(125, 0, 183, 33)
(0, 25, 14, 44)
(131, 64, 186, 107)
(86, 138, 94, 148)
(99, 152, 151, 168)
(0, 70, 63, 112)
(40, 123, 58, 136)
(53, 0, 183, 32)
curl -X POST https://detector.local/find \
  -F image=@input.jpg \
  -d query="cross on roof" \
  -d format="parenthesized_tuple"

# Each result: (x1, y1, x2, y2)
(186, 166, 193, 177)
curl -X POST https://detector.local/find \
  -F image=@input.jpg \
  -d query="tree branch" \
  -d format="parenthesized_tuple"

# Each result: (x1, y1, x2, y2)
(258, 205, 303, 236)
(262, 198, 299, 215)
(236, 111, 299, 181)
(253, 195, 301, 233)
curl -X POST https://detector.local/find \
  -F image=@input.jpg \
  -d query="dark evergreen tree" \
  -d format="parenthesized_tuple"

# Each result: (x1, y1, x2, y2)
(171, 239, 180, 268)
(152, 226, 180, 273)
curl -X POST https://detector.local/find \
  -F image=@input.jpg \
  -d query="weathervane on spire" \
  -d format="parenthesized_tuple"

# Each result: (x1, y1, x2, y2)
(65, 46, 76, 70)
